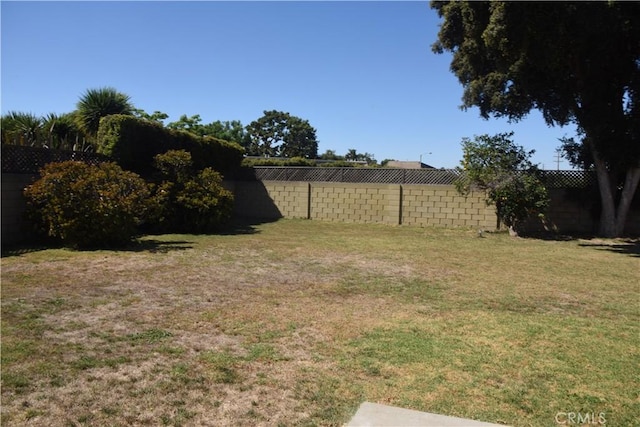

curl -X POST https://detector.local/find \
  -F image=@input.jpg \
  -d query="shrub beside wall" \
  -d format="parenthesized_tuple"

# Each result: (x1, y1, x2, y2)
(97, 115, 244, 177)
(150, 150, 234, 234)
(23, 161, 153, 248)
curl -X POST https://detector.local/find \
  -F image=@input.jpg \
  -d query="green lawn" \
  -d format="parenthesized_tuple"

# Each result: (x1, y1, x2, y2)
(2, 219, 638, 426)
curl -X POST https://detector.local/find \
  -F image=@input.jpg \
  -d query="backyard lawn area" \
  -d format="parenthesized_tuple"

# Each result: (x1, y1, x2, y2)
(1, 219, 638, 426)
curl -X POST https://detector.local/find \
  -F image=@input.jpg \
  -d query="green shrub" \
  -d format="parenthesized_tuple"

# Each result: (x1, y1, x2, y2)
(176, 168, 234, 233)
(97, 115, 244, 177)
(241, 157, 316, 167)
(150, 150, 234, 233)
(153, 149, 194, 183)
(318, 160, 358, 168)
(24, 161, 152, 248)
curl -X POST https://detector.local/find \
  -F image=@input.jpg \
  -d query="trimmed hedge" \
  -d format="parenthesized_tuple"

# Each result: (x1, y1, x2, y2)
(96, 115, 244, 177)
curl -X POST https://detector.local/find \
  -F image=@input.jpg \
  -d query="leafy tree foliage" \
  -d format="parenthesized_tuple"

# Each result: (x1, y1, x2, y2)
(76, 87, 134, 137)
(166, 114, 205, 134)
(166, 115, 252, 150)
(133, 108, 169, 124)
(345, 148, 377, 164)
(203, 120, 252, 149)
(24, 161, 152, 248)
(455, 133, 548, 235)
(319, 149, 342, 161)
(246, 110, 318, 158)
(432, 1, 640, 237)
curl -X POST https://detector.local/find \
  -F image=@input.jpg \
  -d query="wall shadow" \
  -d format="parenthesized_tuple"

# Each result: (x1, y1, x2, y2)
(228, 180, 284, 222)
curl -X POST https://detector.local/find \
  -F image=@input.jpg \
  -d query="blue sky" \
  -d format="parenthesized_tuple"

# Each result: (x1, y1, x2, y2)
(1, 1, 577, 169)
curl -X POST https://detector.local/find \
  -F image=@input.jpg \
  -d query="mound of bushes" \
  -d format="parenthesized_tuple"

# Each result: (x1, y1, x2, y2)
(24, 161, 153, 248)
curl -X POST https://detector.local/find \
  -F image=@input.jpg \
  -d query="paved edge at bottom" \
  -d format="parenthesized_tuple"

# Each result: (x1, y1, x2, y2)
(346, 402, 510, 427)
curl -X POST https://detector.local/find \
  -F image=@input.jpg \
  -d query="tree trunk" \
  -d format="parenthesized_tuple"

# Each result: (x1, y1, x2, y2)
(614, 167, 640, 236)
(592, 148, 640, 237)
(593, 152, 617, 237)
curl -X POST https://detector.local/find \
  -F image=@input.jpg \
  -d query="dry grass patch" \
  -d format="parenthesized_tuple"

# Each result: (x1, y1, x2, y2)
(2, 219, 638, 426)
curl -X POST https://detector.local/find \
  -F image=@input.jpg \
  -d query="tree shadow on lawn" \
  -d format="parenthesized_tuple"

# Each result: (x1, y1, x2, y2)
(0, 237, 195, 257)
(517, 231, 640, 257)
(1, 217, 280, 257)
(217, 216, 281, 236)
(577, 239, 640, 258)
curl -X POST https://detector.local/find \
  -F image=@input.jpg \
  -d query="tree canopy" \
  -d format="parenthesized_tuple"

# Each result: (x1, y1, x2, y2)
(246, 110, 318, 158)
(432, 1, 640, 236)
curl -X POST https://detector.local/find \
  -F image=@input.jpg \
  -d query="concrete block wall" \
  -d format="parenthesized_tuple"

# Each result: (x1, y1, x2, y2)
(310, 183, 399, 225)
(3, 176, 637, 246)
(401, 185, 496, 229)
(230, 180, 499, 229)
(2, 174, 37, 246)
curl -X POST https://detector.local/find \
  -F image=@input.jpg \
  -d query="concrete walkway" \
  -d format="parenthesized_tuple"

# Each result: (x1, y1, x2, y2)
(347, 402, 509, 427)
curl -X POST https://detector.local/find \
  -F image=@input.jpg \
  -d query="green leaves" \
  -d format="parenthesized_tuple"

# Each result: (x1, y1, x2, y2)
(246, 110, 318, 158)
(455, 132, 548, 231)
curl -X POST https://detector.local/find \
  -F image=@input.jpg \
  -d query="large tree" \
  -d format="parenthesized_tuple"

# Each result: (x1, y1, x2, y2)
(432, 1, 640, 237)
(246, 110, 318, 158)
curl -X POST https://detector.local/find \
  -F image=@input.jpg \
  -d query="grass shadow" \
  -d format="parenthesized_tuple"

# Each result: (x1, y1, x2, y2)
(578, 239, 640, 258)
(217, 216, 281, 236)
(119, 239, 195, 253)
(518, 230, 582, 241)
(1, 238, 195, 256)
(1, 217, 281, 257)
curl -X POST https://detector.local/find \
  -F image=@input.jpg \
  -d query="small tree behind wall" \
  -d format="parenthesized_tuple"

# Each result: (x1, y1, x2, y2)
(455, 132, 549, 236)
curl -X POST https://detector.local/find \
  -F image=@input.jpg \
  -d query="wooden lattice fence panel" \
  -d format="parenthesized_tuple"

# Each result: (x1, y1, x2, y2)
(539, 170, 596, 188)
(248, 166, 596, 187)
(2, 145, 110, 174)
(251, 167, 464, 185)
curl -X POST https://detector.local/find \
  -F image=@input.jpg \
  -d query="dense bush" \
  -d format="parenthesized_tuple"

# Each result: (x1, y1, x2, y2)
(24, 161, 152, 248)
(96, 115, 244, 177)
(150, 150, 234, 233)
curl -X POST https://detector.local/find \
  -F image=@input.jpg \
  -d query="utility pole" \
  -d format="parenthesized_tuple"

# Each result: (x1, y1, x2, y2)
(554, 148, 563, 171)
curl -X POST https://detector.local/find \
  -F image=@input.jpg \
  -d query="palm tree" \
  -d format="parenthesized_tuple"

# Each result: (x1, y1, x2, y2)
(0, 111, 43, 146)
(42, 112, 87, 150)
(75, 87, 134, 137)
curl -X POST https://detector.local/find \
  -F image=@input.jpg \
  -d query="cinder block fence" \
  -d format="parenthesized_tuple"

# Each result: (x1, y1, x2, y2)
(2, 148, 638, 246)
(227, 180, 498, 229)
